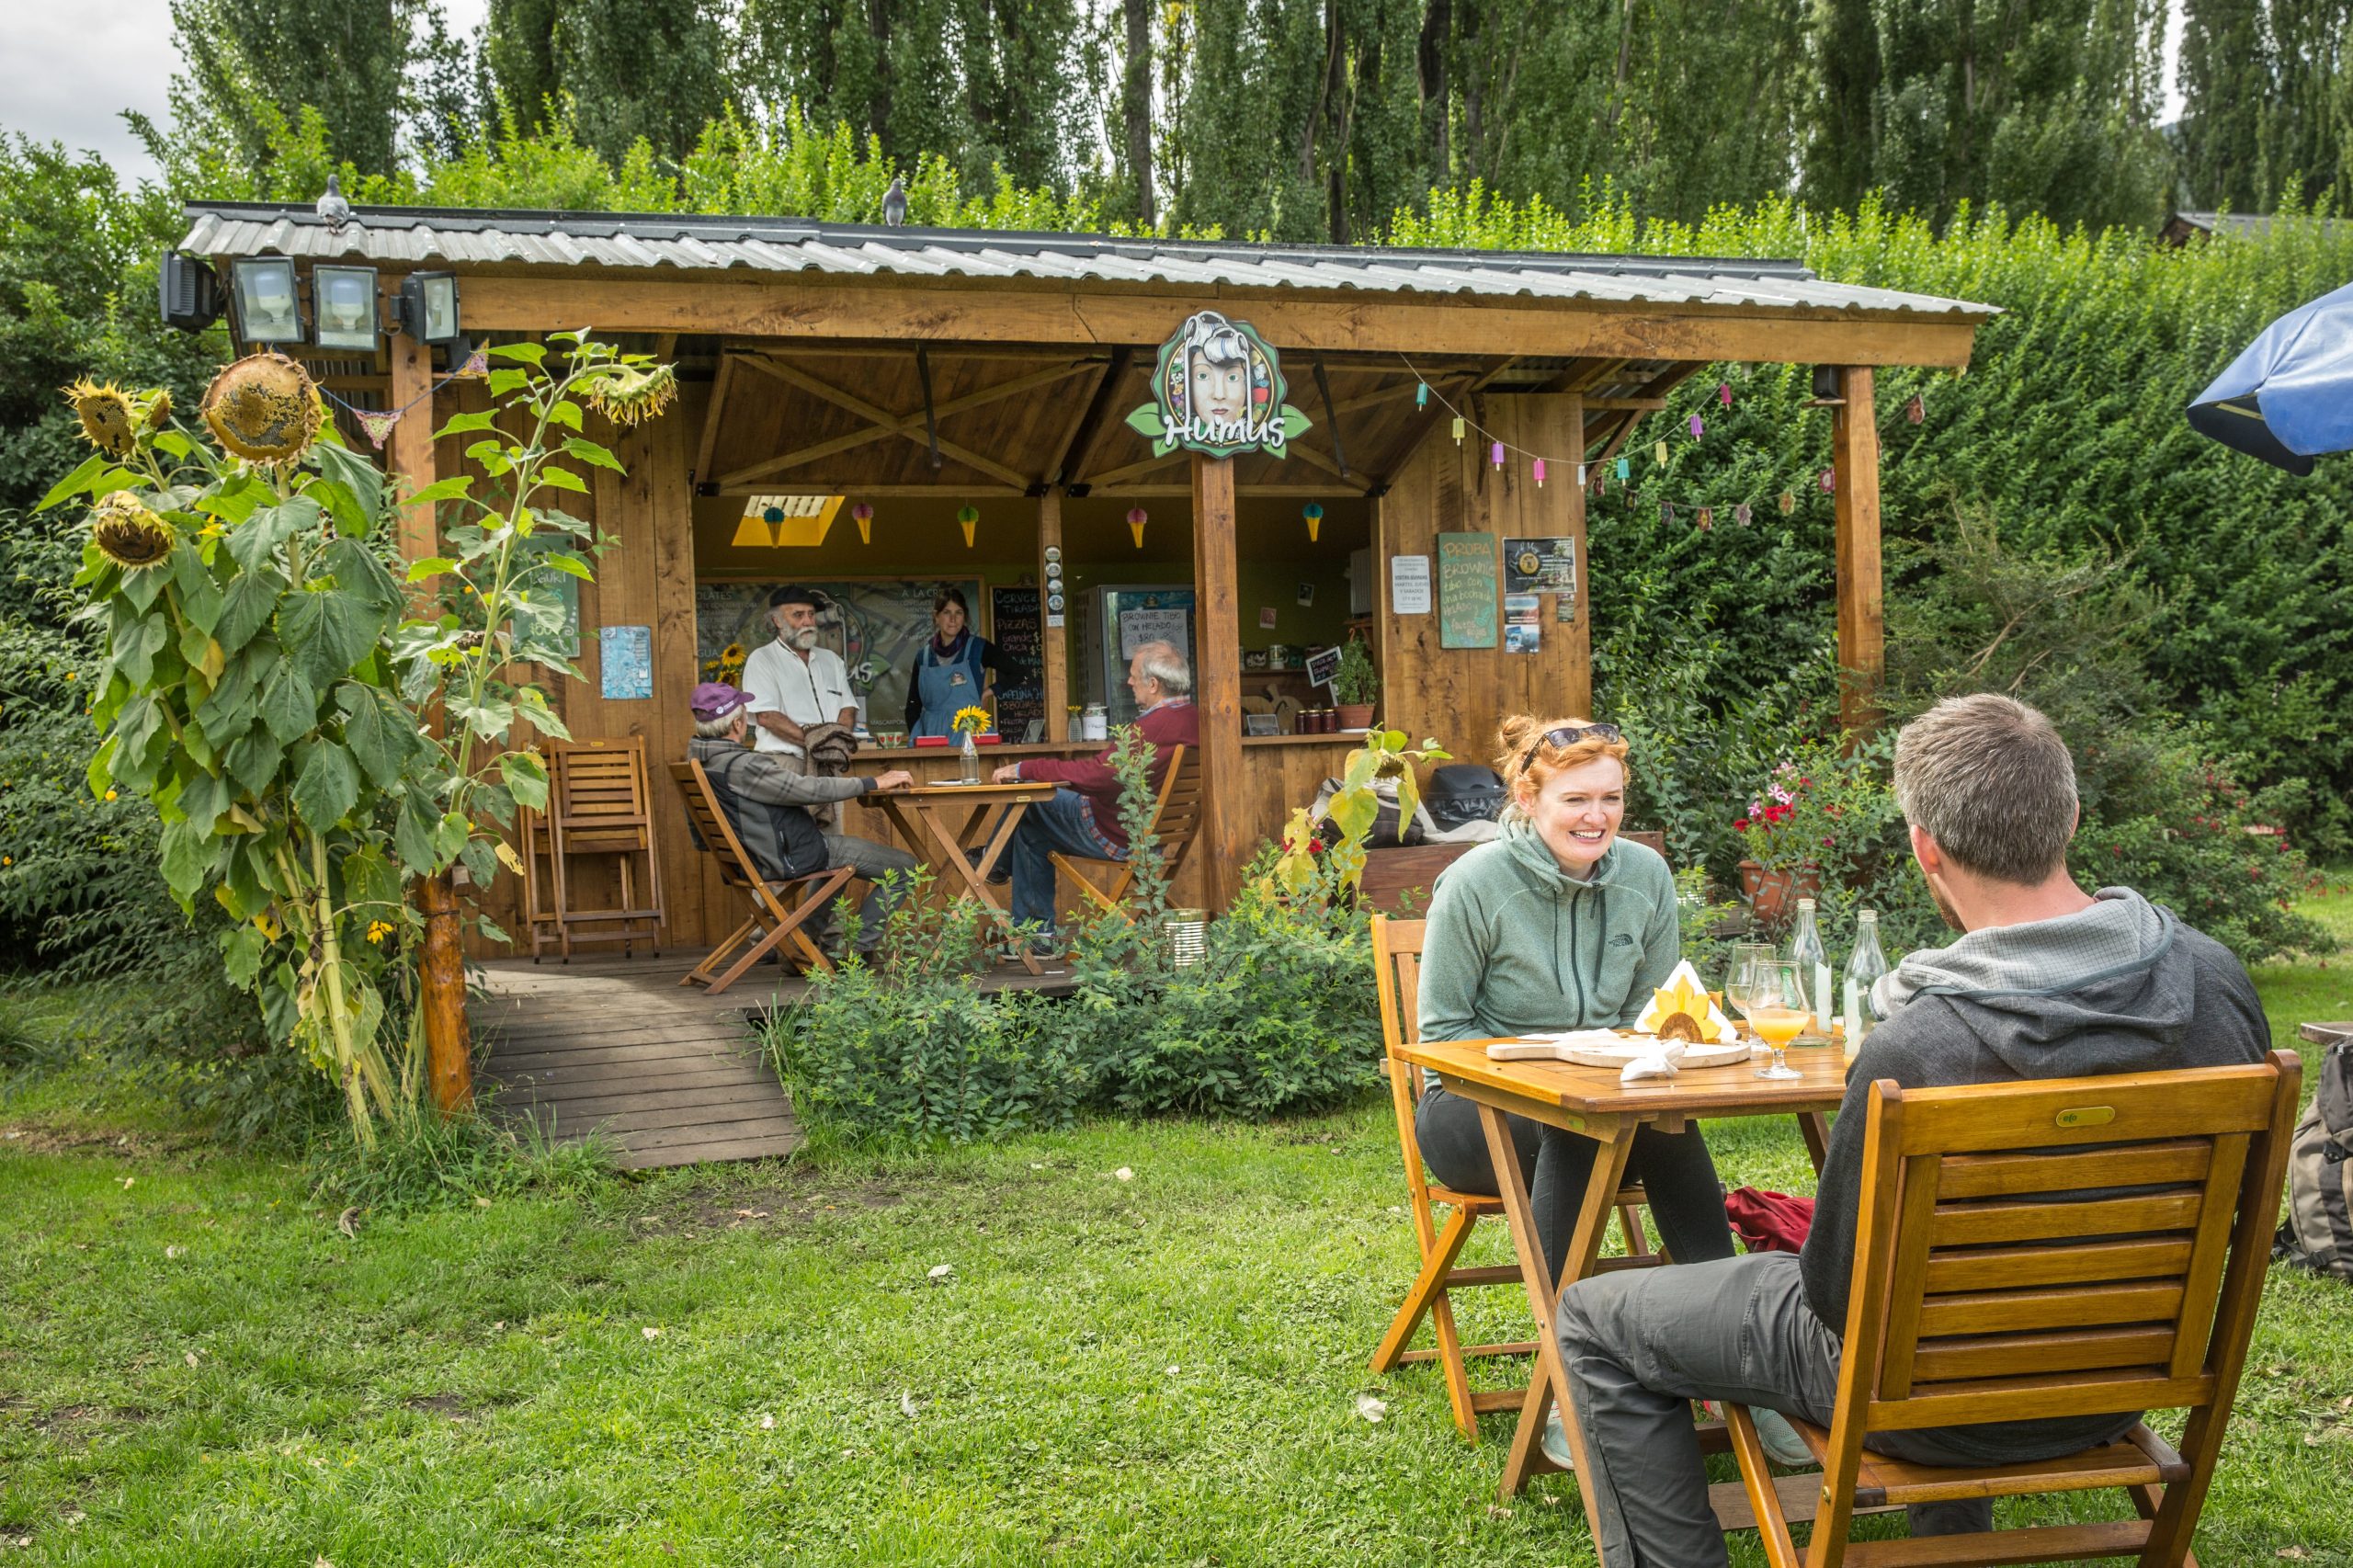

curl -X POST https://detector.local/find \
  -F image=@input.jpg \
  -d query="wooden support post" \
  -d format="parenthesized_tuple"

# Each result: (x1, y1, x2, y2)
(1832, 367, 1885, 735)
(1038, 490, 1071, 742)
(1190, 453, 1245, 912)
(388, 330, 474, 1114)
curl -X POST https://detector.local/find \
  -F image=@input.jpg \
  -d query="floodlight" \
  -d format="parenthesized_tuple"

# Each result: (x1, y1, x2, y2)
(157, 251, 221, 331)
(312, 265, 381, 352)
(399, 270, 462, 346)
(230, 256, 303, 345)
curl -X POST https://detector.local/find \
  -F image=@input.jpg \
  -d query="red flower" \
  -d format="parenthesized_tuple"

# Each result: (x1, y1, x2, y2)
(1821, 835, 1835, 847)
(1308, 837, 1324, 854)
(1733, 818, 1750, 832)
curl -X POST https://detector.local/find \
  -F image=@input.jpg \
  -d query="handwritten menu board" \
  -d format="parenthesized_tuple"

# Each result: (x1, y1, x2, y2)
(1437, 532, 1498, 650)
(988, 584, 1046, 739)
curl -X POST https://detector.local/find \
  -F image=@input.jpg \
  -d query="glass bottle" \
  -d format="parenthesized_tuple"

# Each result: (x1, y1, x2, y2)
(1787, 897, 1832, 1039)
(1844, 909, 1890, 1053)
(960, 727, 981, 784)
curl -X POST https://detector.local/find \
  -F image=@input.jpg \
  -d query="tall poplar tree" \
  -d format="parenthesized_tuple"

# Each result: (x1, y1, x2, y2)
(2178, 0, 2271, 210)
(554, 0, 733, 165)
(168, 0, 426, 173)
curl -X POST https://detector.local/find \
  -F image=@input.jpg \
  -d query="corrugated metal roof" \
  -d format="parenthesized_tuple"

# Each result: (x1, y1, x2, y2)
(178, 203, 1998, 322)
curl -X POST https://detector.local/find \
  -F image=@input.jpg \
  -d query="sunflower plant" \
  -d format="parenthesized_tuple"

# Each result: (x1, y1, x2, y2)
(40, 333, 673, 1142)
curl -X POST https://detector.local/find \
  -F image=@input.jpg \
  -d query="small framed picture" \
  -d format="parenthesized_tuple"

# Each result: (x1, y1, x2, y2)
(1243, 713, 1281, 737)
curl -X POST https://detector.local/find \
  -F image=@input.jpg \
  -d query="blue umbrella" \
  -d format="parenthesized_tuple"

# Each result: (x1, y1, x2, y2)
(2186, 279, 2353, 475)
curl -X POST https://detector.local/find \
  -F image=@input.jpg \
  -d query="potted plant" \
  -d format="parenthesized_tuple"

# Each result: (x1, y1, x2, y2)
(1331, 637, 1379, 730)
(1732, 743, 1901, 922)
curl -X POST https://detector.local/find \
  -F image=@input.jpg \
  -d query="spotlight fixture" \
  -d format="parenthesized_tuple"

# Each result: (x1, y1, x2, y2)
(1807, 365, 1845, 405)
(229, 256, 303, 346)
(399, 270, 462, 347)
(312, 265, 382, 353)
(157, 251, 221, 332)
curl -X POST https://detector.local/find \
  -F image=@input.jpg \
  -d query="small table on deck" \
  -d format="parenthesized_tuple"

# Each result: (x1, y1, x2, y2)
(858, 779, 1052, 974)
(1395, 1036, 1847, 1538)
(2301, 1021, 2352, 1048)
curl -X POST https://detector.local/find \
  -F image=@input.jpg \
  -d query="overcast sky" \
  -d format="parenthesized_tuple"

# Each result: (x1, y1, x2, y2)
(5, 0, 2188, 191)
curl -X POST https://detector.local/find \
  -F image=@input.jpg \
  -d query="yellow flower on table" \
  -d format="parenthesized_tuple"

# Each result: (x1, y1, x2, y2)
(951, 705, 991, 736)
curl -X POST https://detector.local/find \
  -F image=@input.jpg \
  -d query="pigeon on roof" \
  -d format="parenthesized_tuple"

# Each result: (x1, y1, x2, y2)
(315, 173, 354, 232)
(882, 176, 907, 229)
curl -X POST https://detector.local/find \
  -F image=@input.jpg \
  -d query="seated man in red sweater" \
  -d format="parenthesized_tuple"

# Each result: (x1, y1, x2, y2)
(991, 640, 1198, 951)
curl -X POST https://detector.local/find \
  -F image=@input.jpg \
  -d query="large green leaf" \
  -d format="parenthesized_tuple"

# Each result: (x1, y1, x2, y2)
(290, 740, 359, 830)
(314, 441, 387, 534)
(36, 452, 110, 512)
(220, 924, 267, 987)
(324, 536, 401, 610)
(563, 436, 625, 472)
(404, 475, 475, 507)
(224, 727, 284, 797)
(159, 817, 217, 901)
(394, 794, 439, 875)
(117, 614, 169, 687)
(498, 749, 550, 811)
(278, 590, 382, 686)
(535, 466, 589, 494)
(214, 572, 282, 653)
(256, 662, 319, 744)
(486, 341, 546, 365)
(432, 409, 500, 440)
(337, 683, 415, 789)
(178, 768, 233, 836)
(338, 843, 400, 916)
(110, 695, 165, 788)
(226, 497, 320, 574)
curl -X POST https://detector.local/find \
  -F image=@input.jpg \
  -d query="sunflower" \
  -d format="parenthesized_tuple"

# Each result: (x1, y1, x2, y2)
(951, 705, 991, 735)
(720, 642, 746, 665)
(89, 491, 175, 569)
(63, 379, 140, 458)
(579, 362, 678, 428)
(144, 387, 173, 430)
(200, 352, 322, 465)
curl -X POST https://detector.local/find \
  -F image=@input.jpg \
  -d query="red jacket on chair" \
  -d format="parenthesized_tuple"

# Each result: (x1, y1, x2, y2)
(1013, 699, 1198, 853)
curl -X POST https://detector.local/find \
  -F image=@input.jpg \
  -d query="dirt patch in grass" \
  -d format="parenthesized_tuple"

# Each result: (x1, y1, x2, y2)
(634, 1176, 908, 1238)
(404, 1393, 473, 1419)
(0, 1123, 206, 1160)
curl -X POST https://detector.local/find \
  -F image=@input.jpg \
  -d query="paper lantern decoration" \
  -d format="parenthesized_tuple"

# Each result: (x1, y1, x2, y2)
(1302, 501, 1324, 543)
(1450, 415, 1465, 445)
(1531, 458, 1546, 488)
(1127, 506, 1148, 550)
(1489, 440, 1505, 471)
(1688, 412, 1704, 440)
(851, 501, 873, 544)
(1415, 381, 1429, 409)
(957, 503, 980, 549)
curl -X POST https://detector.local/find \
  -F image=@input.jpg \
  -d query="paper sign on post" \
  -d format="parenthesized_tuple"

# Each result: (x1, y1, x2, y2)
(1390, 554, 1432, 615)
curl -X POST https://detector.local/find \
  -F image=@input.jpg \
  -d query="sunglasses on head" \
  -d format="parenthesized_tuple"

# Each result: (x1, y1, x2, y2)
(1521, 723, 1624, 772)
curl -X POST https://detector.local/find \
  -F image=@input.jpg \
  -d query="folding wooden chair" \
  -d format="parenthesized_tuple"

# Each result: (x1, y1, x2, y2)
(667, 758, 853, 995)
(1368, 914, 1658, 1440)
(1723, 1051, 2302, 1567)
(530, 736, 665, 962)
(1050, 744, 1201, 921)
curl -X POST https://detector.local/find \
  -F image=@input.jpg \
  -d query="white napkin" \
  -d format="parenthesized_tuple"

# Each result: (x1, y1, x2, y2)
(1619, 1037, 1688, 1084)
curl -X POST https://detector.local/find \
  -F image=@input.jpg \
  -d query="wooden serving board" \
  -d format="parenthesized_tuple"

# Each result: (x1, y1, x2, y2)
(1490, 1032, 1756, 1071)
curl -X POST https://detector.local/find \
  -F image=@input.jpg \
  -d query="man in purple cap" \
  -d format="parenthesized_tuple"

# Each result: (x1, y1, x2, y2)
(687, 682, 917, 954)
(740, 585, 858, 759)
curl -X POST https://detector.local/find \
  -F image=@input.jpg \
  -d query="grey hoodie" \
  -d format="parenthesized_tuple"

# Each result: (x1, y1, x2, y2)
(1802, 887, 2270, 1462)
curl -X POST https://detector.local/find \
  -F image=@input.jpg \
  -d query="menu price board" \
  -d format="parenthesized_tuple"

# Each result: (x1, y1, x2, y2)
(988, 584, 1046, 739)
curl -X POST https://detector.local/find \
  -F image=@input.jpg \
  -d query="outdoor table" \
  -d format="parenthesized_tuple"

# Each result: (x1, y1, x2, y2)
(857, 779, 1052, 974)
(2300, 1021, 2352, 1048)
(1394, 1036, 1847, 1531)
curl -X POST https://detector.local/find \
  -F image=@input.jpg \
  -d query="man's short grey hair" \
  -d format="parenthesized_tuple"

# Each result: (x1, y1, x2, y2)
(1132, 640, 1192, 697)
(692, 712, 742, 740)
(1893, 693, 2078, 884)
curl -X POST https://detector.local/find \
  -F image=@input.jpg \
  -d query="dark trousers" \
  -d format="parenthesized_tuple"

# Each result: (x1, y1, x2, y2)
(1557, 1250, 2003, 1567)
(1413, 1085, 1736, 1283)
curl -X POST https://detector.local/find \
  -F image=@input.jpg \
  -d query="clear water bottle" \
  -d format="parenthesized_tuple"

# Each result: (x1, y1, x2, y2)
(1844, 908, 1890, 1052)
(960, 728, 982, 784)
(1788, 897, 1832, 1040)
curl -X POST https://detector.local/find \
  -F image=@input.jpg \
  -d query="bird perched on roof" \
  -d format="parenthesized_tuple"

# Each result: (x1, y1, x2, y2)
(882, 176, 907, 229)
(316, 172, 354, 231)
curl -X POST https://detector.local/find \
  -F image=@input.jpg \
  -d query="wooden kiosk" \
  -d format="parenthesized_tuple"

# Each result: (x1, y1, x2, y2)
(177, 206, 1994, 958)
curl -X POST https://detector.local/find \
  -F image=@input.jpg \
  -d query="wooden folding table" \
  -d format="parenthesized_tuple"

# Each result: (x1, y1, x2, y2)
(857, 779, 1051, 974)
(1393, 1037, 1847, 1544)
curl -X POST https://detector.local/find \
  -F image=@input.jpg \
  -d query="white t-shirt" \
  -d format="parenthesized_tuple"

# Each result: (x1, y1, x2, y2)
(740, 639, 856, 756)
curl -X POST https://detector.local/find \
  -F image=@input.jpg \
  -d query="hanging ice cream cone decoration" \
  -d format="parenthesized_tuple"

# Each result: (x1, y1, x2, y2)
(957, 503, 979, 549)
(1302, 502, 1324, 543)
(1450, 416, 1464, 445)
(1127, 506, 1148, 550)
(852, 501, 873, 544)
(1531, 458, 1546, 488)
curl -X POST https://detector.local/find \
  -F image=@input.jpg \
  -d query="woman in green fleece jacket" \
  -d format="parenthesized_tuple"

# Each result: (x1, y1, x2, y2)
(1415, 717, 1737, 1286)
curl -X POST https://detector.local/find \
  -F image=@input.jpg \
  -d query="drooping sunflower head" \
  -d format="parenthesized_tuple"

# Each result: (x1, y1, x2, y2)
(579, 361, 677, 428)
(89, 491, 175, 570)
(200, 352, 322, 465)
(63, 379, 140, 458)
(144, 387, 173, 430)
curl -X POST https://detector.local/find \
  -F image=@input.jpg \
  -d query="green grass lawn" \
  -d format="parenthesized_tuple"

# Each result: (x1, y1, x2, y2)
(5, 884, 2352, 1566)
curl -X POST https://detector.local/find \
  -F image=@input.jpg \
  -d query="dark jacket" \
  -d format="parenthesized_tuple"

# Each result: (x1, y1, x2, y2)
(1802, 887, 2270, 1462)
(688, 734, 874, 882)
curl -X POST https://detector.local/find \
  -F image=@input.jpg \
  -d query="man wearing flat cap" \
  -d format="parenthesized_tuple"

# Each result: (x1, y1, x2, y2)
(686, 682, 918, 954)
(739, 585, 858, 758)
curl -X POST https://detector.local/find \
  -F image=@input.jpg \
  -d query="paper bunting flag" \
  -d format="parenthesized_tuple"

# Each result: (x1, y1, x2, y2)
(1819, 467, 1837, 494)
(354, 408, 402, 449)
(455, 347, 490, 379)
(1733, 501, 1753, 527)
(1688, 412, 1705, 439)
(1654, 439, 1668, 466)
(1615, 457, 1631, 481)
(1718, 381, 1732, 408)
(1660, 502, 1676, 524)
(1905, 391, 1926, 425)
(1779, 490, 1797, 515)
(1697, 506, 1714, 532)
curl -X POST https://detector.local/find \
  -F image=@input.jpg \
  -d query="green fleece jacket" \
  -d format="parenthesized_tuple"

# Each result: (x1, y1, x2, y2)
(1415, 821, 1681, 1092)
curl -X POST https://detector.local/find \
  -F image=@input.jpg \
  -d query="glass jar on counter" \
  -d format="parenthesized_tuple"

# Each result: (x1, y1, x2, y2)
(1080, 703, 1108, 742)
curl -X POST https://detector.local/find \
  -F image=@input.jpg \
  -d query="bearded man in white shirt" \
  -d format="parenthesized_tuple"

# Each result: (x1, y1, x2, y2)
(739, 584, 858, 757)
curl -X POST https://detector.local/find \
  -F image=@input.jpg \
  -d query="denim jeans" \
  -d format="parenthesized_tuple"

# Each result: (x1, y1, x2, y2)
(1414, 1086, 1735, 1283)
(1556, 1250, 2016, 1567)
(1007, 788, 1121, 938)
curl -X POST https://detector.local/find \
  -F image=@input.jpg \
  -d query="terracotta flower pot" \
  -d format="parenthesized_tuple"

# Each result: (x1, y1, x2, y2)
(1336, 703, 1376, 731)
(1737, 858, 1824, 923)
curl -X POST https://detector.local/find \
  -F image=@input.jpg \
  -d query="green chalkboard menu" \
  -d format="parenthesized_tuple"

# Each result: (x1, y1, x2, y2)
(988, 584, 1047, 739)
(1438, 532, 1498, 650)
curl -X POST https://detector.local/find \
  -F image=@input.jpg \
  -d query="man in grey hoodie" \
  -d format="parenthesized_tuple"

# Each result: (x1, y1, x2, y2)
(1551, 693, 2270, 1567)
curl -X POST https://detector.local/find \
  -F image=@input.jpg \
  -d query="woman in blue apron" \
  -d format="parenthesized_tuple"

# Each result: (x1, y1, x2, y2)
(904, 588, 1031, 738)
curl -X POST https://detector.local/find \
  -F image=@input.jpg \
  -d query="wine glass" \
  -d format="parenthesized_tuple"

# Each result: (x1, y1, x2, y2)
(1721, 943, 1773, 1045)
(1733, 956, 1809, 1081)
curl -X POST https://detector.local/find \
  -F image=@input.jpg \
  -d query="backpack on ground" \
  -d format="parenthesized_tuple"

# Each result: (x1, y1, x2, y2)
(2275, 1033, 2353, 1281)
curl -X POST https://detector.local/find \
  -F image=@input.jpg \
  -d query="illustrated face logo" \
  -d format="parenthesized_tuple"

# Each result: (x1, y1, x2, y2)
(1126, 311, 1312, 460)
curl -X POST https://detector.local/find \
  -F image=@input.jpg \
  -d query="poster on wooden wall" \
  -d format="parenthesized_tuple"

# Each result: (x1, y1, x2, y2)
(988, 584, 1046, 740)
(1437, 533, 1499, 650)
(599, 625, 653, 700)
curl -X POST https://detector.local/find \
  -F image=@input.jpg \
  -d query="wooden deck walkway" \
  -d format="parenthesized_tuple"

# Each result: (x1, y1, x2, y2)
(473, 950, 1070, 1169)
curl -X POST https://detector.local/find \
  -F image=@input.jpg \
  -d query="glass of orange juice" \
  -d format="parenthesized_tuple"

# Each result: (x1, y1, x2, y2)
(1732, 956, 1808, 1081)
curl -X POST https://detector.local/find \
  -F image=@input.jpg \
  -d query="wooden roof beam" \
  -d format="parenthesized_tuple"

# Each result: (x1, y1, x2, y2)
(1044, 347, 1130, 490)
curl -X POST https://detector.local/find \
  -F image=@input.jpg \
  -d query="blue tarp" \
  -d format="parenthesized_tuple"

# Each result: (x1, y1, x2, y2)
(2186, 279, 2353, 475)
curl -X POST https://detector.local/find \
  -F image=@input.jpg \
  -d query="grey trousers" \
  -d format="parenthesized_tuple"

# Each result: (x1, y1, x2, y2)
(813, 831, 918, 951)
(1555, 1250, 1999, 1568)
